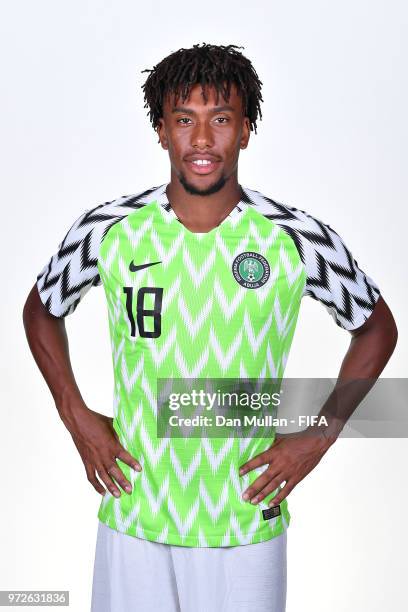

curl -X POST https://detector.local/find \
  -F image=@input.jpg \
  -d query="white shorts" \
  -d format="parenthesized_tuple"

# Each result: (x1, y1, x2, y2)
(91, 521, 287, 612)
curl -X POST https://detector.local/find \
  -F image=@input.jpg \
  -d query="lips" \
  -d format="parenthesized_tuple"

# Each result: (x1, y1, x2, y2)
(184, 154, 221, 176)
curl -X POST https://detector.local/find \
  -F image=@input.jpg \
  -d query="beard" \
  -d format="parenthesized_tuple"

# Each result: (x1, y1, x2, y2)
(178, 171, 227, 196)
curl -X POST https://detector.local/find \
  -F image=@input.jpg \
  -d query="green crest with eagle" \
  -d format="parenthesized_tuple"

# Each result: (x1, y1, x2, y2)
(232, 252, 270, 289)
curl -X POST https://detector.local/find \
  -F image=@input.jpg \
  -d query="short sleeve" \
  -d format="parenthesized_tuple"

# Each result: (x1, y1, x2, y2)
(300, 214, 381, 331)
(36, 205, 105, 318)
(35, 189, 158, 317)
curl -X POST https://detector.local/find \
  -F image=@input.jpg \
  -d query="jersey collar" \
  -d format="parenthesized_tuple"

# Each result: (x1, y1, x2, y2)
(148, 182, 250, 227)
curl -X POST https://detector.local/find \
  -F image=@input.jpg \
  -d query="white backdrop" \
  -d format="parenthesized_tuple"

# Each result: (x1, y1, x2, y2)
(1, 1, 407, 610)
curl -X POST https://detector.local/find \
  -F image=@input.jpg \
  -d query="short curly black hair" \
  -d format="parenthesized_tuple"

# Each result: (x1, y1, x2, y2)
(141, 43, 263, 133)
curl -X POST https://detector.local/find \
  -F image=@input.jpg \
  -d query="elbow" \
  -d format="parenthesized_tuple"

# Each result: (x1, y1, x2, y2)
(389, 320, 398, 353)
(367, 296, 398, 357)
(376, 317, 398, 364)
(384, 302, 398, 354)
(22, 283, 41, 330)
(22, 289, 34, 332)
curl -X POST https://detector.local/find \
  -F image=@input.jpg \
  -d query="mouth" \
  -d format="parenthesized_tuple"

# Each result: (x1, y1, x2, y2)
(185, 157, 221, 176)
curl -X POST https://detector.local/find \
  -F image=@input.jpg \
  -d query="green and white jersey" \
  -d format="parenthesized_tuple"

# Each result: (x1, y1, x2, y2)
(37, 183, 381, 547)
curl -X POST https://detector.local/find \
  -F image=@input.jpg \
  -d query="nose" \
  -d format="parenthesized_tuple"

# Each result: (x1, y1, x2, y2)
(191, 120, 214, 149)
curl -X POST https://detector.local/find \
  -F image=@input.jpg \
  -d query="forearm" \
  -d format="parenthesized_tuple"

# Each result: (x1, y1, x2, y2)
(316, 301, 398, 440)
(338, 322, 398, 381)
(22, 283, 87, 431)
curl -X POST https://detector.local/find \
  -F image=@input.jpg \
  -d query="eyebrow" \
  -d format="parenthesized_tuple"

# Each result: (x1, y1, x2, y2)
(171, 105, 235, 114)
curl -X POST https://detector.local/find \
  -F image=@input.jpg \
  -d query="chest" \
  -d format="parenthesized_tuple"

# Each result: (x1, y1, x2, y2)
(97, 207, 306, 347)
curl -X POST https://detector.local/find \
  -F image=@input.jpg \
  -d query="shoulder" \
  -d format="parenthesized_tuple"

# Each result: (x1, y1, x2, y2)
(242, 186, 353, 263)
(52, 184, 167, 254)
(242, 187, 381, 330)
(36, 184, 167, 317)
(79, 183, 167, 228)
(242, 186, 335, 232)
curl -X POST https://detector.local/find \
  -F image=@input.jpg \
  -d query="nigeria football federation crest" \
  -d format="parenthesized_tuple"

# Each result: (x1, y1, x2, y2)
(232, 252, 270, 289)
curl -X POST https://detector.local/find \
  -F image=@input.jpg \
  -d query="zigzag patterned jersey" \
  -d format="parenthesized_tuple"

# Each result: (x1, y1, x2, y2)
(37, 183, 380, 547)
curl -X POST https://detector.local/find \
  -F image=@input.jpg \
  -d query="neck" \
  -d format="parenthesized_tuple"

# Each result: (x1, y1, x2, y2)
(166, 171, 243, 233)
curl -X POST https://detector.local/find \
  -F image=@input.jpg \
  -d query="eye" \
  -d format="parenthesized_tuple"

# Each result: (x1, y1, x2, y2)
(214, 116, 229, 124)
(177, 117, 192, 125)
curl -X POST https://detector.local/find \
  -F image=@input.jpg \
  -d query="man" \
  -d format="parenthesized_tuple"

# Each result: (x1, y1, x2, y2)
(23, 43, 397, 611)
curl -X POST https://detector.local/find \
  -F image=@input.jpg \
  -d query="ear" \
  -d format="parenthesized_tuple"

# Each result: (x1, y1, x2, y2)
(157, 118, 168, 149)
(240, 116, 251, 150)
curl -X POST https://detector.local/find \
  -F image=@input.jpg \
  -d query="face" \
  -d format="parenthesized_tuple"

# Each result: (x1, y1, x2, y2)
(157, 83, 250, 196)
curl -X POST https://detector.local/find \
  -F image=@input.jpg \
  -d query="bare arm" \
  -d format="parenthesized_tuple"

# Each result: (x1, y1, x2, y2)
(22, 283, 142, 498)
(239, 295, 398, 507)
(313, 294, 399, 440)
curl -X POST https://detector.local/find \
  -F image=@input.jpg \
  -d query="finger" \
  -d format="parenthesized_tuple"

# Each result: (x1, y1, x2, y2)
(268, 479, 297, 507)
(105, 462, 133, 494)
(247, 474, 286, 505)
(241, 469, 280, 502)
(96, 465, 122, 498)
(239, 451, 271, 475)
(85, 465, 106, 496)
(115, 448, 142, 472)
